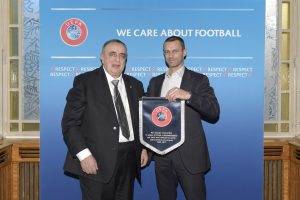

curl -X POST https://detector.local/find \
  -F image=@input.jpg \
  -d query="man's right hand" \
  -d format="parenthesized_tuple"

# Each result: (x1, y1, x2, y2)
(80, 155, 98, 175)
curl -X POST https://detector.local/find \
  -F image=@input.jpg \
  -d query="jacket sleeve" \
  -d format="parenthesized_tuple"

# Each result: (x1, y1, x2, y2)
(61, 75, 88, 157)
(137, 80, 145, 99)
(186, 75, 220, 124)
(137, 80, 145, 149)
(146, 78, 154, 97)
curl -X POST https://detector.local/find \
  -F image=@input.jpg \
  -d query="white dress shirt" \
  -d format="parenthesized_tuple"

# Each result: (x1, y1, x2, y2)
(160, 66, 185, 97)
(76, 68, 135, 161)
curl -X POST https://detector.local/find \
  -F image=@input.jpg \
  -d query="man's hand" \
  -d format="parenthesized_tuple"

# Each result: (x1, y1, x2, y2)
(80, 155, 98, 175)
(140, 149, 149, 167)
(165, 87, 191, 102)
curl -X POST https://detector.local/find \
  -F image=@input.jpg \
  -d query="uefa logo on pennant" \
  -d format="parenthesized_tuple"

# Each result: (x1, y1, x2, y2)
(151, 106, 173, 127)
(60, 18, 88, 46)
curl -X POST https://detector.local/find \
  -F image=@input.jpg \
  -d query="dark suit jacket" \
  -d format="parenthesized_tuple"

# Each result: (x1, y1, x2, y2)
(61, 67, 144, 183)
(147, 68, 220, 174)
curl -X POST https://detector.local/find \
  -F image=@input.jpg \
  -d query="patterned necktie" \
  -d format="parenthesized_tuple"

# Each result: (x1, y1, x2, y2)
(111, 80, 130, 139)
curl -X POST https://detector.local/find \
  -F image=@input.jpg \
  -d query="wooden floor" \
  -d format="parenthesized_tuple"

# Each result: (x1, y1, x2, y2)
(0, 138, 299, 200)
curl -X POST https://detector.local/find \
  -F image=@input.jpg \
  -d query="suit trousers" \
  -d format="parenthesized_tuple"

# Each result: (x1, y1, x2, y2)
(154, 149, 206, 200)
(79, 141, 136, 200)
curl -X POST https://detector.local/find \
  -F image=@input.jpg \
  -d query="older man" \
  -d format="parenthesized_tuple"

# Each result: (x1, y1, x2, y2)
(62, 39, 148, 200)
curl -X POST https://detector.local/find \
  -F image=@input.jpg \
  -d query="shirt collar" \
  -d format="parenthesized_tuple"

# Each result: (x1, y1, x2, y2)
(103, 67, 123, 85)
(165, 66, 185, 78)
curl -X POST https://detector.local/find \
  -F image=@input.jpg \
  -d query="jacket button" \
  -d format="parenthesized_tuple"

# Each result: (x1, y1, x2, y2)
(113, 126, 117, 130)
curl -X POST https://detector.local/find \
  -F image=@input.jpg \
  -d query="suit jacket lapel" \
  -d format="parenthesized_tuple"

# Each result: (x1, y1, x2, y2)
(180, 68, 192, 91)
(154, 74, 165, 97)
(96, 67, 118, 119)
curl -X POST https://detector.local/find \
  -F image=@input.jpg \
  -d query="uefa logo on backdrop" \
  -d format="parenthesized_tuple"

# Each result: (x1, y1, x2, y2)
(151, 106, 173, 127)
(60, 18, 88, 46)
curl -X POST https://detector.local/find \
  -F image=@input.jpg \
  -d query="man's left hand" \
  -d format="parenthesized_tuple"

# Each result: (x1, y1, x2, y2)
(165, 87, 191, 101)
(140, 149, 148, 167)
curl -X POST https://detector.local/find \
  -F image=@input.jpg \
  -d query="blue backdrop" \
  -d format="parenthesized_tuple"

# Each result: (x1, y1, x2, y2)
(41, 0, 264, 199)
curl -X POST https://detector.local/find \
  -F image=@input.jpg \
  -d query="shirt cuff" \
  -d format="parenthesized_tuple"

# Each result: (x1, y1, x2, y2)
(76, 148, 92, 161)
